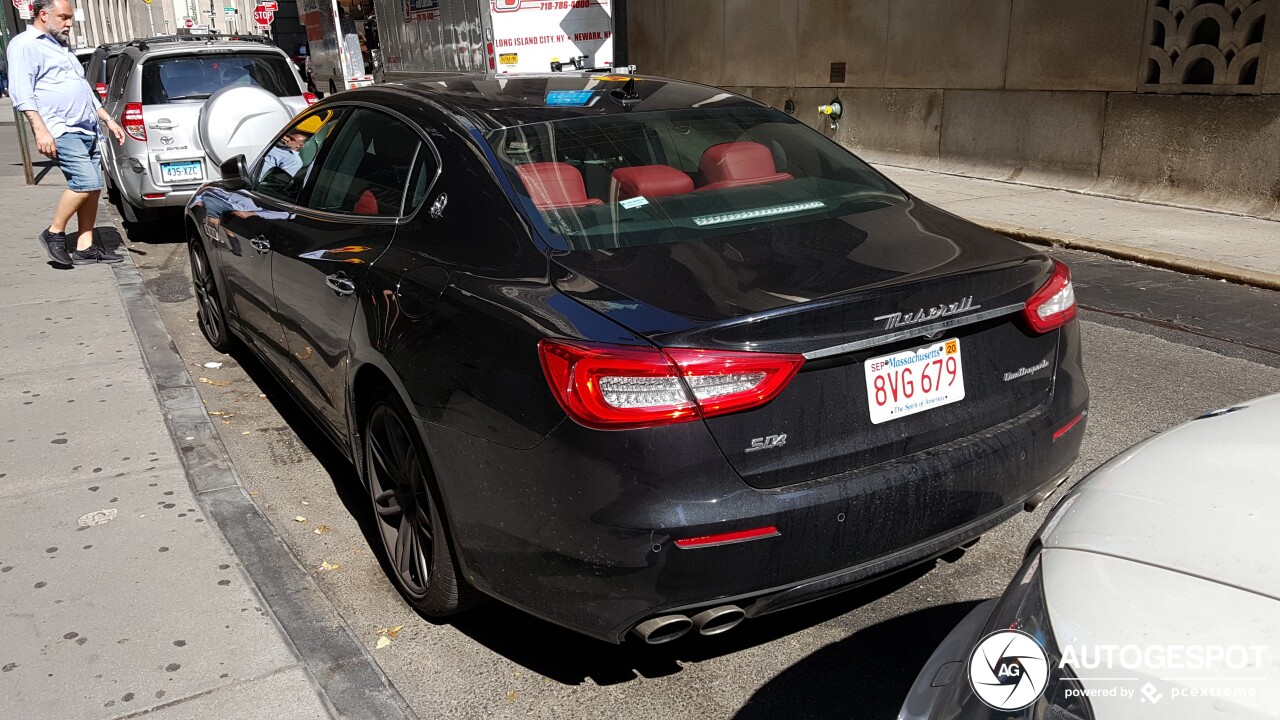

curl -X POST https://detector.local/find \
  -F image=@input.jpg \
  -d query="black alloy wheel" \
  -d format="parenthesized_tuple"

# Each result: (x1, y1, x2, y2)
(365, 394, 474, 616)
(188, 239, 233, 354)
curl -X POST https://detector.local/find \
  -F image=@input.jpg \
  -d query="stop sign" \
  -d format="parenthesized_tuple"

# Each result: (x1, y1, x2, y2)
(252, 6, 273, 25)
(184, 17, 193, 27)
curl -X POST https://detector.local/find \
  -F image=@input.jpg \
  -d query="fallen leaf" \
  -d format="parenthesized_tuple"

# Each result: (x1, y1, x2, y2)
(241, 431, 251, 435)
(208, 411, 234, 417)
(507, 690, 518, 702)
(197, 377, 231, 387)
(248, 491, 259, 496)
(203, 361, 223, 369)
(319, 561, 341, 572)
(294, 516, 307, 523)
(376, 625, 404, 639)
(313, 525, 332, 535)
(375, 636, 391, 649)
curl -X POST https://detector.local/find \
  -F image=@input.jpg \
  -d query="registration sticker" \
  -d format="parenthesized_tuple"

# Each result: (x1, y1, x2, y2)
(865, 338, 965, 424)
(159, 160, 203, 184)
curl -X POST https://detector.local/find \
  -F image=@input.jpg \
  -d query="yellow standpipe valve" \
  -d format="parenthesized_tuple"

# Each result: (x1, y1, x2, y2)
(817, 98, 843, 129)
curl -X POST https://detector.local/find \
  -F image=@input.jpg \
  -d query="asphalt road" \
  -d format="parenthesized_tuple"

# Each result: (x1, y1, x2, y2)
(115, 210, 1280, 720)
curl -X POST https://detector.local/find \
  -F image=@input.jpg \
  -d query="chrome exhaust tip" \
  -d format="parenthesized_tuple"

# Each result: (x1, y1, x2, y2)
(690, 605, 745, 636)
(632, 615, 693, 644)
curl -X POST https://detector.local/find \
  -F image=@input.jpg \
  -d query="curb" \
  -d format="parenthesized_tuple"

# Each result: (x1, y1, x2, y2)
(104, 206, 418, 720)
(981, 221, 1280, 292)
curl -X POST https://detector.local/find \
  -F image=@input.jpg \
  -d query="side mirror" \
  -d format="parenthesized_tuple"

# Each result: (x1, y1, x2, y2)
(220, 154, 249, 189)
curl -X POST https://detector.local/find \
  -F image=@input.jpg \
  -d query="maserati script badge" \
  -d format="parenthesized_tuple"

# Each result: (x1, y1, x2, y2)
(874, 296, 980, 331)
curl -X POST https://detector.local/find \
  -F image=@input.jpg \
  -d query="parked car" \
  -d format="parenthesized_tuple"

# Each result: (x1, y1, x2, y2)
(73, 46, 95, 75)
(101, 34, 315, 222)
(899, 393, 1280, 719)
(83, 40, 129, 103)
(185, 75, 1089, 644)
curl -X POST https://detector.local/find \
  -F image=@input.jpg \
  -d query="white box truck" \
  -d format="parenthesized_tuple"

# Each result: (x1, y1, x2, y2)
(372, 0, 616, 78)
(299, 0, 377, 94)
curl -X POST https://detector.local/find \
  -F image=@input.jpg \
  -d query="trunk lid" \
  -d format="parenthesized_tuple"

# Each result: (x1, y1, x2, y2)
(552, 200, 1061, 488)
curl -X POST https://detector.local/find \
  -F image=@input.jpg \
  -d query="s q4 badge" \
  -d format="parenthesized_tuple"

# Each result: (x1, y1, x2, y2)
(745, 433, 787, 453)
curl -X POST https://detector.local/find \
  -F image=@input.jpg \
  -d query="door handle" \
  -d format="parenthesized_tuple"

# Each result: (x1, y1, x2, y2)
(249, 236, 271, 254)
(148, 119, 178, 130)
(325, 273, 356, 297)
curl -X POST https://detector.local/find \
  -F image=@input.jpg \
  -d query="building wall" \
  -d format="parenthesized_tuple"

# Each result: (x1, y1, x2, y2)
(630, 0, 1280, 220)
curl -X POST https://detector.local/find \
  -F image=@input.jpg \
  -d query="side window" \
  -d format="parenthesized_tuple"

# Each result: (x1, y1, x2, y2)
(107, 56, 133, 103)
(252, 107, 346, 205)
(304, 108, 424, 217)
(405, 139, 441, 212)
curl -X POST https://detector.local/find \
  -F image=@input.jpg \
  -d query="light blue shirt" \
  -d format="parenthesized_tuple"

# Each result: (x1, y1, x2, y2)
(260, 145, 303, 179)
(6, 27, 102, 137)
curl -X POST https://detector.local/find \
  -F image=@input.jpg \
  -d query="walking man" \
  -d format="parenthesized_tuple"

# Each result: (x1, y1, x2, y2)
(7, 0, 126, 266)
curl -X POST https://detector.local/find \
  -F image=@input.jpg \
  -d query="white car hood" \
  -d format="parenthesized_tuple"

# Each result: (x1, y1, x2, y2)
(1042, 392, 1280, 601)
(1042, 549, 1280, 719)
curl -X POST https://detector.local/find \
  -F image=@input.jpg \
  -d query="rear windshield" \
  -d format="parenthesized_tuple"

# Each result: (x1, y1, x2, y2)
(140, 53, 296, 104)
(486, 107, 904, 251)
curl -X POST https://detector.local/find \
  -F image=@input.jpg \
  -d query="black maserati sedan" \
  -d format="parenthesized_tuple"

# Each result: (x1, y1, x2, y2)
(185, 74, 1088, 645)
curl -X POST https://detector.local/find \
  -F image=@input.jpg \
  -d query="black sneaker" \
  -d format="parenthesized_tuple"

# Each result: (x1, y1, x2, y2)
(71, 246, 124, 265)
(39, 228, 73, 266)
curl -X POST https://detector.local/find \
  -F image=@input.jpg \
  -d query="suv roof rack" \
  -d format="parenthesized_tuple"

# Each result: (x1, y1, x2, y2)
(127, 32, 274, 52)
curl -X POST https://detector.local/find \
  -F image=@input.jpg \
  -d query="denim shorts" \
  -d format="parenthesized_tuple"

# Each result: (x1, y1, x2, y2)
(54, 132, 104, 192)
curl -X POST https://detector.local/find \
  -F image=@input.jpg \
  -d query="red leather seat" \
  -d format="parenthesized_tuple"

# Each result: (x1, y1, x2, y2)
(696, 142, 793, 191)
(611, 165, 694, 200)
(516, 162, 605, 209)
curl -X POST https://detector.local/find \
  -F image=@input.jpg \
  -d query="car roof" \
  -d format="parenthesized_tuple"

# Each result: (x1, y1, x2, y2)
(122, 35, 282, 57)
(1041, 392, 1280, 600)
(381, 73, 765, 131)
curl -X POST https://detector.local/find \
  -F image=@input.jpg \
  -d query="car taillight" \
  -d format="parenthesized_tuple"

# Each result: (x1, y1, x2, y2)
(303, 92, 318, 105)
(123, 102, 146, 141)
(95, 82, 107, 102)
(487, 42, 495, 70)
(538, 339, 804, 430)
(1023, 259, 1077, 333)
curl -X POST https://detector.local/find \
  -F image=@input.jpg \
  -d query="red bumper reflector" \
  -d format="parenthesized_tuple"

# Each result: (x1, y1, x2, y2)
(142, 193, 165, 200)
(674, 525, 779, 549)
(1053, 412, 1085, 441)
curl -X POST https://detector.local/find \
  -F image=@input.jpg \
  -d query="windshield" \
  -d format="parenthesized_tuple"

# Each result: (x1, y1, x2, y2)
(486, 107, 905, 251)
(140, 53, 297, 104)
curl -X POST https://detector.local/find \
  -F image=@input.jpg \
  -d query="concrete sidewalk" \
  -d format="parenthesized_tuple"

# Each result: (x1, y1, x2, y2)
(0, 118, 408, 718)
(876, 163, 1280, 290)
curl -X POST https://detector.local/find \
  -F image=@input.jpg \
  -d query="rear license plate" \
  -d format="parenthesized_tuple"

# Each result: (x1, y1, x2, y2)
(160, 160, 203, 184)
(865, 338, 965, 424)
(499, 52, 518, 65)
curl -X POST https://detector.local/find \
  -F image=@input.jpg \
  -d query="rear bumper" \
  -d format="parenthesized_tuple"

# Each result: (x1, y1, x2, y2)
(111, 157, 203, 208)
(420, 382, 1087, 643)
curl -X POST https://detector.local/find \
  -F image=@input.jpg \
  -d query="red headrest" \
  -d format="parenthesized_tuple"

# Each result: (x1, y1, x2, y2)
(611, 165, 694, 200)
(354, 190, 379, 215)
(697, 142, 793, 191)
(516, 162, 604, 209)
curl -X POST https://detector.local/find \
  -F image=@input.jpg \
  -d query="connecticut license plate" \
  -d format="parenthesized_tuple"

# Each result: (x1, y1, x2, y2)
(160, 160, 203, 183)
(865, 338, 965, 424)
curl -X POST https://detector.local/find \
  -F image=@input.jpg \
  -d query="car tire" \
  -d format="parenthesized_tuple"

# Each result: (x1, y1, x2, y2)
(188, 237, 235, 354)
(364, 391, 476, 617)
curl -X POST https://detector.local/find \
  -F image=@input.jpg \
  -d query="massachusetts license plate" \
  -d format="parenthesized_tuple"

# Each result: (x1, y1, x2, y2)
(160, 160, 203, 184)
(865, 338, 965, 424)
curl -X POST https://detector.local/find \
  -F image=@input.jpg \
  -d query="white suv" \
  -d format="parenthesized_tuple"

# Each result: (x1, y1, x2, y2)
(100, 35, 315, 222)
